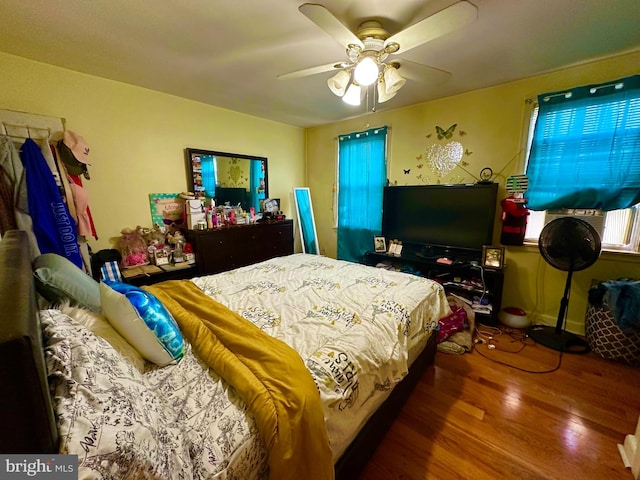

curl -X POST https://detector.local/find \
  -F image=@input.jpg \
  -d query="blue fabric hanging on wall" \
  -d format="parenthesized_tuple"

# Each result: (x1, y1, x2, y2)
(21, 138, 83, 268)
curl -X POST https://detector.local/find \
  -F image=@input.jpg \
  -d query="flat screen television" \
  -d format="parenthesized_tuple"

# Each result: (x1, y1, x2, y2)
(382, 183, 498, 254)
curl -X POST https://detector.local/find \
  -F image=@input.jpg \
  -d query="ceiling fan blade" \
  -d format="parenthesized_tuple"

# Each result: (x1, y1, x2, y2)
(394, 59, 452, 83)
(277, 61, 343, 80)
(299, 3, 363, 49)
(385, 0, 478, 54)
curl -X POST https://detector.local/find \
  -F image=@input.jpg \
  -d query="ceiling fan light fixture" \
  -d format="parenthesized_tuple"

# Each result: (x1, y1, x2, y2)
(353, 56, 379, 86)
(342, 83, 362, 106)
(383, 42, 400, 55)
(383, 64, 406, 94)
(346, 44, 362, 63)
(377, 78, 397, 103)
(327, 70, 351, 97)
(295, 2, 475, 109)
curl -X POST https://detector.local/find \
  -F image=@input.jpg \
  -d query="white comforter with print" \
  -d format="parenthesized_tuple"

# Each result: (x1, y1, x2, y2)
(191, 253, 450, 460)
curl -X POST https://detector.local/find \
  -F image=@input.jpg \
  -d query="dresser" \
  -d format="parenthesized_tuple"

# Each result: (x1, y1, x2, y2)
(185, 220, 294, 275)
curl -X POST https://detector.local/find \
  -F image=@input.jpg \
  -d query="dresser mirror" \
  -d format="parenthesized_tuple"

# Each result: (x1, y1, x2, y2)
(185, 148, 268, 211)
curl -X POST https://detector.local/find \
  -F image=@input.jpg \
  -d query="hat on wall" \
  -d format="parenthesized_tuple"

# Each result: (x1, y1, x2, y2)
(57, 130, 90, 177)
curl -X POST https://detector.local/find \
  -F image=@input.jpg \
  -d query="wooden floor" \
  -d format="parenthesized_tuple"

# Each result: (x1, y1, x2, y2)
(359, 330, 640, 480)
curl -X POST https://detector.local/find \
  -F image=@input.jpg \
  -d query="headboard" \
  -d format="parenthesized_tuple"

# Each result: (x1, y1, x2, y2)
(0, 230, 58, 453)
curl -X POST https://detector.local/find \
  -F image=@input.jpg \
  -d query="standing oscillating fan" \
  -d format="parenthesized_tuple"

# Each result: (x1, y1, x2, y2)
(528, 217, 602, 353)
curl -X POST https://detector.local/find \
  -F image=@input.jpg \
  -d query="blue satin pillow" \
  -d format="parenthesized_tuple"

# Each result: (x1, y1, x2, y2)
(100, 281, 184, 365)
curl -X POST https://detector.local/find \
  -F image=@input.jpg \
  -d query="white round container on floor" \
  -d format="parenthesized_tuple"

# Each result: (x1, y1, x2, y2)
(499, 306, 529, 328)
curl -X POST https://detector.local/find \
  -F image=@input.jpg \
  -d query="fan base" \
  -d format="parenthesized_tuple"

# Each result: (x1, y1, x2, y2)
(527, 325, 590, 354)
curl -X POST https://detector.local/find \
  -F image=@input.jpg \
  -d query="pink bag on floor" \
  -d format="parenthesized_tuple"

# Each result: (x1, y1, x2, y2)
(437, 305, 468, 343)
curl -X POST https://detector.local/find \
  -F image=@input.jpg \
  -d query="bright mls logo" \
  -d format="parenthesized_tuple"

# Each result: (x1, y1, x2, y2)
(1, 455, 77, 479)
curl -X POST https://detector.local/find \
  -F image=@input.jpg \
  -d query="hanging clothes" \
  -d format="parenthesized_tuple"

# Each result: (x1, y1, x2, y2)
(20, 138, 82, 268)
(58, 132, 96, 275)
(0, 146, 16, 232)
(67, 174, 97, 274)
(0, 135, 40, 257)
(51, 142, 78, 222)
(37, 137, 63, 191)
(67, 174, 97, 239)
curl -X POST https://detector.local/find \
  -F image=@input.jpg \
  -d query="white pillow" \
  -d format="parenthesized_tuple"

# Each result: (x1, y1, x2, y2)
(99, 281, 184, 366)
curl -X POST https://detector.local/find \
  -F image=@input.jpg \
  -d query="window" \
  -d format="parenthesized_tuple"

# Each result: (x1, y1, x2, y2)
(336, 126, 388, 262)
(523, 76, 640, 253)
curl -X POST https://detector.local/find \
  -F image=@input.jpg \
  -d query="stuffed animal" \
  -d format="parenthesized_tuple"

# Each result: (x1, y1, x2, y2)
(167, 229, 185, 246)
(137, 225, 151, 240)
(117, 227, 149, 268)
(143, 224, 166, 250)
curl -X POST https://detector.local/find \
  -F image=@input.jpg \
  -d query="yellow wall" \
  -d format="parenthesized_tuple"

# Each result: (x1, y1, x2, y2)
(2, 48, 639, 334)
(0, 51, 305, 250)
(306, 50, 640, 334)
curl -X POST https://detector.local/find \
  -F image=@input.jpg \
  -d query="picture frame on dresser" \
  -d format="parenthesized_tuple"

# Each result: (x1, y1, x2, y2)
(482, 245, 505, 269)
(373, 236, 387, 253)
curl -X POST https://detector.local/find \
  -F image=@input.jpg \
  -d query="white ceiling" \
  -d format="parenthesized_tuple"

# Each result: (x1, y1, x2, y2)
(1, 0, 639, 128)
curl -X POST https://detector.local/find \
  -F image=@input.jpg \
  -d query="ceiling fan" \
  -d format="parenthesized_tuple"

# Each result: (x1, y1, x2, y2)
(279, 1, 478, 106)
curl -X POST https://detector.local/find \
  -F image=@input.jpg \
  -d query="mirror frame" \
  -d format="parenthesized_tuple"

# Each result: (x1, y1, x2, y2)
(185, 148, 268, 209)
(293, 187, 320, 255)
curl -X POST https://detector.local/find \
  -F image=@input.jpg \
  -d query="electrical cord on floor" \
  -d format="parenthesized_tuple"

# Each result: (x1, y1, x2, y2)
(473, 324, 563, 373)
(469, 262, 487, 305)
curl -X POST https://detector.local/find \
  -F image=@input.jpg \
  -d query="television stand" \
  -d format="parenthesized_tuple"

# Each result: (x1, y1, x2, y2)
(364, 245, 504, 325)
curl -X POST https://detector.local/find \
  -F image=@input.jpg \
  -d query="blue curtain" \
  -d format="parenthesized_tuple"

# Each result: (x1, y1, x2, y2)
(249, 160, 265, 212)
(201, 155, 216, 199)
(249, 159, 258, 211)
(525, 75, 640, 211)
(337, 126, 387, 262)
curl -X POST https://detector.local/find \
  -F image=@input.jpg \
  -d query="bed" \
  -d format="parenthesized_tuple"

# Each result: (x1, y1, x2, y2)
(0, 230, 450, 479)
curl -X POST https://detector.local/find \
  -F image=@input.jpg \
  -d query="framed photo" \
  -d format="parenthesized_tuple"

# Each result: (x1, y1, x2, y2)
(482, 245, 505, 269)
(264, 198, 280, 213)
(153, 247, 169, 266)
(373, 236, 387, 253)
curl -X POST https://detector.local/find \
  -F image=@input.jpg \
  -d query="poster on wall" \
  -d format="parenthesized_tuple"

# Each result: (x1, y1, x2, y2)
(148, 193, 184, 229)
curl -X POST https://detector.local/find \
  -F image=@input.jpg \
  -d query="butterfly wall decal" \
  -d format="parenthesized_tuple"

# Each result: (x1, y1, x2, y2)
(436, 124, 457, 140)
(404, 169, 411, 174)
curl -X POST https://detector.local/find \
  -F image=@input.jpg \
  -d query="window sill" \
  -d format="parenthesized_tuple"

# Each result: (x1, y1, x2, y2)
(519, 240, 640, 259)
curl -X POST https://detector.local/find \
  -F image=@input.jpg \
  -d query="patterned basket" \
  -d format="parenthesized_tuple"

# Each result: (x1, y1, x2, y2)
(585, 302, 640, 366)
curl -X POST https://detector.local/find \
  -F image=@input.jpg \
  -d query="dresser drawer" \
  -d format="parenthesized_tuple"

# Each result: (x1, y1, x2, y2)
(186, 220, 294, 275)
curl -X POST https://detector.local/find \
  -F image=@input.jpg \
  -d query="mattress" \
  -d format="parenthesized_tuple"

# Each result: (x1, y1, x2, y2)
(44, 254, 449, 478)
(190, 253, 450, 460)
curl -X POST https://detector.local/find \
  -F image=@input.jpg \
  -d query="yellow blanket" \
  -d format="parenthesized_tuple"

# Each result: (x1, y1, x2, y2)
(145, 280, 334, 480)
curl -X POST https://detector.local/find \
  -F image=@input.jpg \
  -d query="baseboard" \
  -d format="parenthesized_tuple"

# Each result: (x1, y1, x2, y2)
(619, 414, 640, 479)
